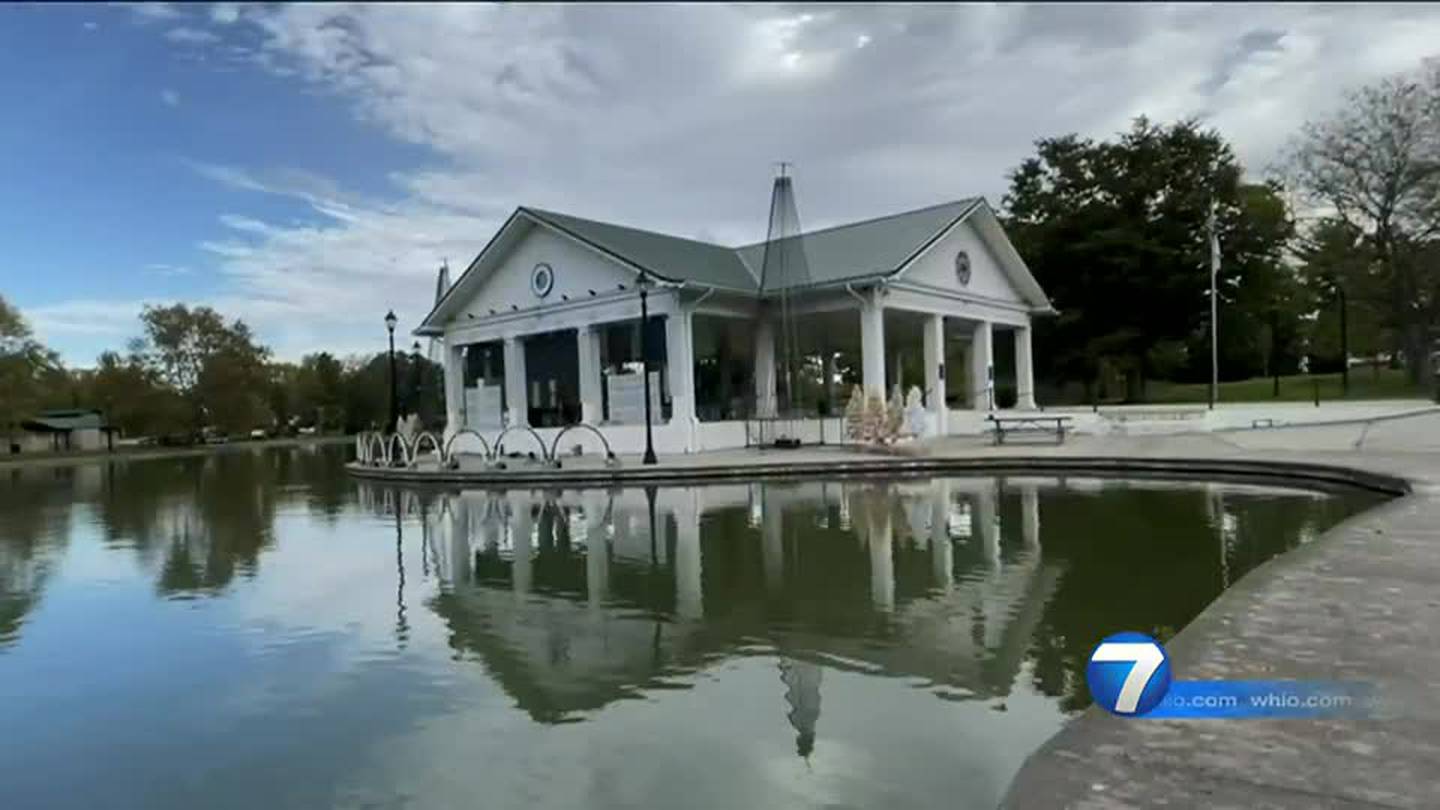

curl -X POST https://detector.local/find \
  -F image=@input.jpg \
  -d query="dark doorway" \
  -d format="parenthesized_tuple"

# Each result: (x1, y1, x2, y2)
(524, 330, 581, 427)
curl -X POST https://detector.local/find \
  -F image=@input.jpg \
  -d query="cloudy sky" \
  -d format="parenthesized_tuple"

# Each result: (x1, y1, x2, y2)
(6, 2, 1440, 365)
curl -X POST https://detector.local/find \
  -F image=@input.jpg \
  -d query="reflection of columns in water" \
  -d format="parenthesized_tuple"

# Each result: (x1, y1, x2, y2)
(1021, 485, 1041, 553)
(930, 480, 953, 591)
(867, 493, 895, 611)
(582, 492, 611, 607)
(673, 492, 703, 621)
(974, 483, 1000, 568)
(509, 496, 534, 595)
(779, 658, 823, 760)
(762, 486, 784, 592)
(447, 493, 471, 586)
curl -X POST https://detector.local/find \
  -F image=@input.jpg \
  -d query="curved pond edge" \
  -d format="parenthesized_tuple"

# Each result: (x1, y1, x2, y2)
(997, 463, 1439, 809)
(347, 455, 1411, 498)
(353, 448, 1437, 807)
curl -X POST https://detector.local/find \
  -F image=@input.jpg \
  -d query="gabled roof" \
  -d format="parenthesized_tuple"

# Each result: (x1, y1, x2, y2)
(418, 197, 1050, 335)
(525, 208, 758, 292)
(734, 198, 983, 288)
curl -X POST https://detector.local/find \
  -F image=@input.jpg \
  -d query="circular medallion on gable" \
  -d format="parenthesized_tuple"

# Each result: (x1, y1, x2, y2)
(531, 263, 555, 298)
(955, 250, 972, 287)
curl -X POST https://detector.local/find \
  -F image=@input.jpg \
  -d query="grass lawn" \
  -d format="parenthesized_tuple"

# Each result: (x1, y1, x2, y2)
(1145, 367, 1434, 404)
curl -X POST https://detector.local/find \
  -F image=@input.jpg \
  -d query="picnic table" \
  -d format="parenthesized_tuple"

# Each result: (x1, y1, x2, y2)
(987, 414, 1072, 445)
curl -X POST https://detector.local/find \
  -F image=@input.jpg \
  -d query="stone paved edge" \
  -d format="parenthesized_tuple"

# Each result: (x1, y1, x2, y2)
(345, 455, 1410, 497)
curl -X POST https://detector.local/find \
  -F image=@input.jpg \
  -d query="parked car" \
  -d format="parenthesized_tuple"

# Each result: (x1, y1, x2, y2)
(249, 428, 267, 440)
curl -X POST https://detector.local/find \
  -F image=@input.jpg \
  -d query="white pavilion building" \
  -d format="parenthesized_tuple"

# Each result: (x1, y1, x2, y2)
(415, 190, 1054, 455)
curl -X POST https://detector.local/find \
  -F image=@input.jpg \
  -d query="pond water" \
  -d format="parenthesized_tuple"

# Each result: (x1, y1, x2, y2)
(1, 446, 1383, 810)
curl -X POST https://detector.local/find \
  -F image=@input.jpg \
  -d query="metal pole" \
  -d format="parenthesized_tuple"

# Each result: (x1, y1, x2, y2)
(387, 320, 398, 432)
(639, 277, 658, 466)
(1271, 308, 1280, 398)
(1208, 199, 1220, 410)
(1338, 285, 1350, 396)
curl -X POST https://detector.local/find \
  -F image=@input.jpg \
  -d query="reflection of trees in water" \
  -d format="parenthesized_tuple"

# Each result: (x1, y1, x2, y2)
(0, 466, 86, 647)
(1021, 484, 1380, 712)
(1, 447, 355, 619)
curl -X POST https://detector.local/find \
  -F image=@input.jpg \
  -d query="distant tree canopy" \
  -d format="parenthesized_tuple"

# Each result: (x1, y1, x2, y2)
(0, 294, 65, 440)
(1, 297, 443, 442)
(1004, 117, 1298, 399)
(1283, 61, 1440, 386)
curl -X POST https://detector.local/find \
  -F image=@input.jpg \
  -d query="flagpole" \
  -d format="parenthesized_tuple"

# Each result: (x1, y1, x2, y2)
(1208, 198, 1220, 410)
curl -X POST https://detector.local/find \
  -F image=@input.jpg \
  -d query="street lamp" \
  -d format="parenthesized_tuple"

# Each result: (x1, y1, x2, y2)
(385, 309, 399, 433)
(410, 341, 423, 423)
(638, 273, 658, 465)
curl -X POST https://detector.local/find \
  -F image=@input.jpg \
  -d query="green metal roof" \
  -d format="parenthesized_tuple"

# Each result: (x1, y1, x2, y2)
(735, 198, 982, 289)
(523, 207, 760, 292)
(526, 199, 982, 293)
(22, 410, 107, 432)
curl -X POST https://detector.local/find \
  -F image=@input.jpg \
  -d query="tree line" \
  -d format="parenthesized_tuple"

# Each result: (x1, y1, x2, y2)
(1, 298, 443, 442)
(1006, 61, 1440, 401)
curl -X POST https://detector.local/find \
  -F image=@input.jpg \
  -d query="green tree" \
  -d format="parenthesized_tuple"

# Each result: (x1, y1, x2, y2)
(83, 350, 183, 437)
(135, 304, 273, 436)
(293, 352, 346, 431)
(1004, 118, 1297, 399)
(0, 295, 63, 447)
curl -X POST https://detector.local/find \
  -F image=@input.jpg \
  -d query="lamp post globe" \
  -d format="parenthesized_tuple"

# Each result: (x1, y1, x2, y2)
(385, 310, 399, 434)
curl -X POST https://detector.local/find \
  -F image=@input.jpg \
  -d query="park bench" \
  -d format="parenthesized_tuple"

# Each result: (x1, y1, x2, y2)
(987, 414, 1072, 445)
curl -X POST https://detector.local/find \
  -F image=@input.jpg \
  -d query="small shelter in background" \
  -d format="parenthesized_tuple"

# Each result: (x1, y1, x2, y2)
(13, 409, 115, 454)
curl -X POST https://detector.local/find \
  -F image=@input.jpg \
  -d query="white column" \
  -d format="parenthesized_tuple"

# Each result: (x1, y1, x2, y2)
(443, 341, 465, 441)
(1015, 324, 1036, 410)
(503, 336, 528, 427)
(859, 293, 886, 399)
(577, 326, 603, 424)
(922, 314, 947, 435)
(666, 310, 697, 438)
(970, 320, 993, 411)
(755, 317, 777, 417)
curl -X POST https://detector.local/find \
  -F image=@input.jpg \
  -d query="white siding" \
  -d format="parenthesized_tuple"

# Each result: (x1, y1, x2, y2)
(447, 226, 636, 325)
(899, 220, 1025, 305)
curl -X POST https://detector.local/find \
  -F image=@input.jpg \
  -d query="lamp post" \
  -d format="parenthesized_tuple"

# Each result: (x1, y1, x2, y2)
(410, 340, 423, 425)
(638, 273, 658, 465)
(385, 310, 399, 433)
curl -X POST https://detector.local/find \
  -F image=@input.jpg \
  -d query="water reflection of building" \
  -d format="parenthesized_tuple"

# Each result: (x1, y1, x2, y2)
(358, 478, 1065, 755)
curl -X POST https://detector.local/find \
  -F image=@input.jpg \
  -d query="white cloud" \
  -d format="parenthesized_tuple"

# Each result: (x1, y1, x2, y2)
(160, 88, 180, 107)
(145, 263, 191, 277)
(165, 26, 221, 45)
(210, 3, 240, 25)
(24, 299, 151, 340)
(37, 4, 1440, 364)
(124, 2, 182, 22)
(83, 21, 100, 32)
